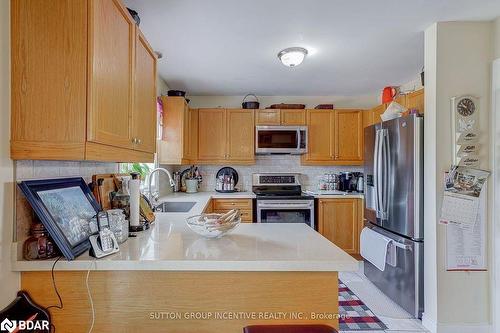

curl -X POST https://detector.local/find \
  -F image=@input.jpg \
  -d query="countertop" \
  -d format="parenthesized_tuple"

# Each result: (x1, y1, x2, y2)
(12, 190, 358, 272)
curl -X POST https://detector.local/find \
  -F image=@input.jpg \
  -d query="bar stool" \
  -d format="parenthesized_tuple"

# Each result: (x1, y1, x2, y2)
(243, 325, 338, 333)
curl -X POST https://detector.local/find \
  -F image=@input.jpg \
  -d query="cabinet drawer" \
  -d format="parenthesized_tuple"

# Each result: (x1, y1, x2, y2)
(213, 199, 252, 210)
(214, 209, 253, 223)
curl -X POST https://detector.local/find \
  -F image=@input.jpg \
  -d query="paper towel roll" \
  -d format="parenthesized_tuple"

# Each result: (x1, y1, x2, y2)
(129, 178, 141, 227)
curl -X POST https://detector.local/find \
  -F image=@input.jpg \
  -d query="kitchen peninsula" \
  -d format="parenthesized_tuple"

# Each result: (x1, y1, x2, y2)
(13, 193, 358, 332)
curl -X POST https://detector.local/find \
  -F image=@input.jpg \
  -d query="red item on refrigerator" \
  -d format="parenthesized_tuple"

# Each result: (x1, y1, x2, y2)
(382, 86, 397, 104)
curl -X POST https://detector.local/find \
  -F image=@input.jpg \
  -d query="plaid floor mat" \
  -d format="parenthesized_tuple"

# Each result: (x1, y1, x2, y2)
(339, 280, 388, 331)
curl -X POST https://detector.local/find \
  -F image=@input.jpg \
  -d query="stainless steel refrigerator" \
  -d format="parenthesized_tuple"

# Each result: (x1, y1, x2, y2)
(363, 114, 424, 318)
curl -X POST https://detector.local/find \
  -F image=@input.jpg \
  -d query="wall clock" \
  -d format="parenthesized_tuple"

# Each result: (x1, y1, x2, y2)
(451, 95, 480, 166)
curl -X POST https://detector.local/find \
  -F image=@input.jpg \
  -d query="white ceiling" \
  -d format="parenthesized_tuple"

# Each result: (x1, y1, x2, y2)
(124, 0, 500, 96)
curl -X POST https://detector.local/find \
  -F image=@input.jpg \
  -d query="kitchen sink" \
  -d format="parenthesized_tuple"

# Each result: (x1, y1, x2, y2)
(154, 201, 197, 213)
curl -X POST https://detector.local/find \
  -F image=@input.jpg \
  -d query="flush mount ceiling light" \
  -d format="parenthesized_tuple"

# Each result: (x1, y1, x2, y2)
(277, 47, 308, 67)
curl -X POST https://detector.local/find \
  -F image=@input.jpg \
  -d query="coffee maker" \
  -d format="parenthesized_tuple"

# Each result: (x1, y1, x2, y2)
(339, 172, 363, 192)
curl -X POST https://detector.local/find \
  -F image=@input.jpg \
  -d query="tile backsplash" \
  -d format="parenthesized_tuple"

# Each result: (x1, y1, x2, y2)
(14, 160, 119, 257)
(15, 160, 118, 182)
(168, 155, 362, 192)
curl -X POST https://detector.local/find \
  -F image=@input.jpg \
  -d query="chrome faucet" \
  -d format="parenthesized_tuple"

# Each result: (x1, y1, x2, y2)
(148, 167, 175, 205)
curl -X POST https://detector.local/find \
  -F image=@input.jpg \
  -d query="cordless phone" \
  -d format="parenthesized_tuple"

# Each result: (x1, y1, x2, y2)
(89, 211, 119, 258)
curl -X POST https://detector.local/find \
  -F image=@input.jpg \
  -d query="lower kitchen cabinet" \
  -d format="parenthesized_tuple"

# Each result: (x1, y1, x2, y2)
(318, 198, 363, 256)
(212, 199, 253, 223)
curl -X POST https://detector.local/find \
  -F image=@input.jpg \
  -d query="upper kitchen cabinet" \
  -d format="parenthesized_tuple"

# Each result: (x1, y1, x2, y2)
(226, 109, 255, 162)
(87, 0, 135, 151)
(255, 109, 306, 125)
(370, 104, 387, 125)
(132, 30, 157, 154)
(281, 109, 307, 125)
(11, 0, 157, 162)
(158, 97, 197, 165)
(255, 109, 281, 125)
(302, 109, 363, 166)
(334, 110, 363, 162)
(198, 108, 255, 165)
(406, 89, 425, 114)
(198, 109, 227, 162)
(302, 109, 333, 163)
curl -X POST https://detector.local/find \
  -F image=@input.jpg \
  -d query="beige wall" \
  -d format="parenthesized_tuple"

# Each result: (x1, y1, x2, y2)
(424, 21, 493, 333)
(0, 0, 20, 307)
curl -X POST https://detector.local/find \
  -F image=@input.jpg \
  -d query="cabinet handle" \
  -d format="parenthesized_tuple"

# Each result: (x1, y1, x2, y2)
(137, 139, 142, 144)
(132, 138, 137, 144)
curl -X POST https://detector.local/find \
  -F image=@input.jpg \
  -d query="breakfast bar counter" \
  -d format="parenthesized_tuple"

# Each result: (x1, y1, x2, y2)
(14, 192, 358, 332)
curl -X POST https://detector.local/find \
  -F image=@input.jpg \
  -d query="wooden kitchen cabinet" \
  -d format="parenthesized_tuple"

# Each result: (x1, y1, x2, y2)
(318, 198, 363, 255)
(406, 89, 425, 114)
(302, 110, 333, 163)
(132, 30, 157, 153)
(226, 109, 255, 162)
(334, 110, 363, 162)
(370, 104, 387, 125)
(159, 97, 197, 164)
(198, 109, 255, 164)
(213, 199, 253, 223)
(255, 109, 306, 125)
(198, 109, 227, 161)
(255, 109, 281, 125)
(302, 109, 363, 165)
(11, 0, 156, 162)
(281, 109, 306, 125)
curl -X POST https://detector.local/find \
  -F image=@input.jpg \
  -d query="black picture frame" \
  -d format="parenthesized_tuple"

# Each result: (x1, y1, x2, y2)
(18, 177, 100, 260)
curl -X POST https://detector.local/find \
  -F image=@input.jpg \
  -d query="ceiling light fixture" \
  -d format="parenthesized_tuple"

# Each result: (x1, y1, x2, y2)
(277, 47, 308, 67)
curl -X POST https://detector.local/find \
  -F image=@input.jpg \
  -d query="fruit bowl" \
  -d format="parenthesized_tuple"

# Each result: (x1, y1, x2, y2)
(186, 210, 241, 238)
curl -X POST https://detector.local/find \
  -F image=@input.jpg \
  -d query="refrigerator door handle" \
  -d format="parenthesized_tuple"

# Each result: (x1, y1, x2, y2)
(373, 129, 382, 218)
(380, 129, 390, 220)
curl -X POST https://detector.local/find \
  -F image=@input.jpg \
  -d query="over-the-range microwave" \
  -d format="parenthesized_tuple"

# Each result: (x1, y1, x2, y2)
(255, 126, 308, 155)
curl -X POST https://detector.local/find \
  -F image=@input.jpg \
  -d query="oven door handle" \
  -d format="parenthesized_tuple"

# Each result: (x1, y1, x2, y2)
(258, 203, 313, 209)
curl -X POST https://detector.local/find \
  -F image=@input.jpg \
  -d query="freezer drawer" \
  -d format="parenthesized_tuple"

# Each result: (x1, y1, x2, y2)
(363, 224, 424, 318)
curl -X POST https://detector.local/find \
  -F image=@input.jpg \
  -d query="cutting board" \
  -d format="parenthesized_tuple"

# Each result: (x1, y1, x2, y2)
(91, 173, 131, 210)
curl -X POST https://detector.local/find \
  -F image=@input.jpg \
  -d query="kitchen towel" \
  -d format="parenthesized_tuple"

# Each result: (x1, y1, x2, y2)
(360, 227, 391, 271)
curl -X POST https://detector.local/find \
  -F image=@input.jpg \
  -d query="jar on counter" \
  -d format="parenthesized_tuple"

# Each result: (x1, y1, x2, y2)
(107, 209, 129, 244)
(23, 222, 59, 260)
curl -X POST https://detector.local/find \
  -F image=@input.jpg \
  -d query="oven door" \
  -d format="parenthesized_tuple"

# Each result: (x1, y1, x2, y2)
(255, 126, 307, 154)
(256, 200, 315, 229)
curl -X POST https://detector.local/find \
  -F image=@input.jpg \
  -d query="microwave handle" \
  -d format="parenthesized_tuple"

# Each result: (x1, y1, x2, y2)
(296, 129, 301, 149)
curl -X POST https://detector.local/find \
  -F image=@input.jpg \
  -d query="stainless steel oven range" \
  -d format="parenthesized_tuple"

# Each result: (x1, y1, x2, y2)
(252, 173, 314, 229)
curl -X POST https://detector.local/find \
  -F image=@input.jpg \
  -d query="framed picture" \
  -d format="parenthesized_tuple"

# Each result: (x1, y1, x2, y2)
(18, 177, 100, 260)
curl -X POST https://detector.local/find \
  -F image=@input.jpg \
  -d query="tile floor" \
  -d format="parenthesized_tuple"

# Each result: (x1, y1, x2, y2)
(339, 263, 428, 333)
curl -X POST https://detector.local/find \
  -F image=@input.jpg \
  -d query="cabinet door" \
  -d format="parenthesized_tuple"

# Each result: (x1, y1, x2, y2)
(334, 110, 363, 162)
(406, 89, 425, 114)
(319, 199, 359, 254)
(198, 109, 227, 161)
(88, 0, 135, 149)
(303, 110, 333, 162)
(255, 110, 281, 125)
(11, 0, 88, 160)
(187, 109, 199, 161)
(281, 109, 306, 125)
(371, 104, 386, 125)
(226, 109, 255, 162)
(132, 30, 157, 153)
